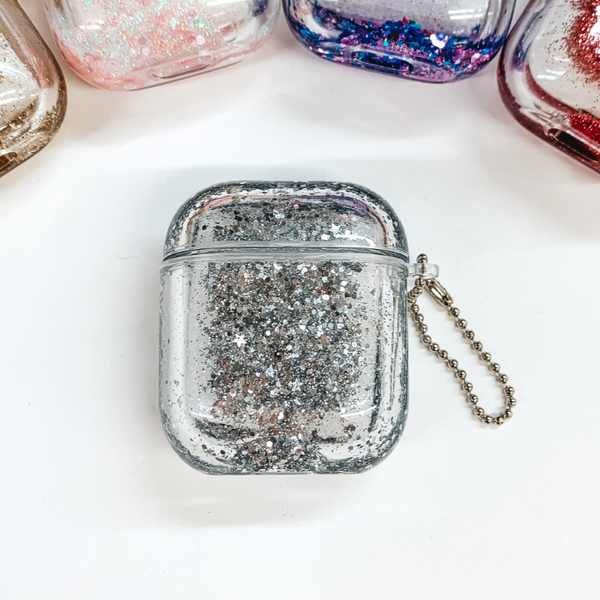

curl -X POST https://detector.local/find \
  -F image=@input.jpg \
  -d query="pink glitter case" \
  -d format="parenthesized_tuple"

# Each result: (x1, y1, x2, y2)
(499, 0, 600, 173)
(43, 0, 279, 91)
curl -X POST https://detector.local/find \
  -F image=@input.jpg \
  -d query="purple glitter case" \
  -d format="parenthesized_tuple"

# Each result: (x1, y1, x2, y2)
(284, 0, 515, 82)
(160, 182, 409, 474)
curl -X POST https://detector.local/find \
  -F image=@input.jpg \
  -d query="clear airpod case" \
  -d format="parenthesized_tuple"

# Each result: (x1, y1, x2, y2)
(43, 0, 279, 91)
(160, 181, 409, 474)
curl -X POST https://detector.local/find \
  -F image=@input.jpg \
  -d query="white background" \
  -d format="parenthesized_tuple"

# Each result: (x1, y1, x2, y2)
(1, 1, 599, 598)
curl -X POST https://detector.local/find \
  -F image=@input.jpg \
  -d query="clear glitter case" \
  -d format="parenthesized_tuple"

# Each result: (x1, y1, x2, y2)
(0, 1, 66, 177)
(43, 0, 279, 91)
(284, 0, 515, 82)
(499, 0, 600, 173)
(160, 182, 409, 474)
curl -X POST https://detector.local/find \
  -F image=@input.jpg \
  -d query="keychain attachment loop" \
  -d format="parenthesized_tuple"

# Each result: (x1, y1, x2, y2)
(424, 279, 453, 307)
(408, 254, 516, 426)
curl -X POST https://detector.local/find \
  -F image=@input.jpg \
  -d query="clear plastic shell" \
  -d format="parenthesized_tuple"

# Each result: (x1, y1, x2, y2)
(0, 1, 66, 177)
(499, 0, 600, 173)
(160, 182, 409, 475)
(284, 0, 515, 82)
(43, 0, 279, 91)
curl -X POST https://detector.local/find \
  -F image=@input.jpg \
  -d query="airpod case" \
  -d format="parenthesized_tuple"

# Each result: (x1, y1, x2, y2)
(0, 0, 66, 177)
(284, 0, 515, 82)
(160, 181, 409, 474)
(44, 0, 279, 90)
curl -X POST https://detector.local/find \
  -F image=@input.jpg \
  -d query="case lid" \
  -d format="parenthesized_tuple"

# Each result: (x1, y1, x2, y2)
(163, 181, 408, 260)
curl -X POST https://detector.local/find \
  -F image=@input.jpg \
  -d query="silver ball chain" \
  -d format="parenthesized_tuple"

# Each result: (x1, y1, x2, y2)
(408, 254, 516, 425)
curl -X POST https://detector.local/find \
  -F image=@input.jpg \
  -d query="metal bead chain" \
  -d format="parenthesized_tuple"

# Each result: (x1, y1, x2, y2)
(408, 254, 516, 426)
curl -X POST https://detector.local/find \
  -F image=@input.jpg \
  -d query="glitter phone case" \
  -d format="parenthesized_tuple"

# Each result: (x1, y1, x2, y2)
(284, 0, 515, 82)
(43, 0, 279, 91)
(0, 0, 66, 177)
(160, 182, 409, 474)
(499, 0, 600, 172)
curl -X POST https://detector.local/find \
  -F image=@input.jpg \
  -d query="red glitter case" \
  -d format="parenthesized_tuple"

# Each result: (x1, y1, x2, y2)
(499, 0, 600, 173)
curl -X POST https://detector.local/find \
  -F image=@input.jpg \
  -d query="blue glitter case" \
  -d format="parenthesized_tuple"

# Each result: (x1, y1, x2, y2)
(284, 0, 515, 82)
(160, 181, 410, 474)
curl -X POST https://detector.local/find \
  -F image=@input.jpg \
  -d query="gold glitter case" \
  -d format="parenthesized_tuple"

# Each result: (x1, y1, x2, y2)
(160, 182, 409, 475)
(0, 1, 66, 177)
